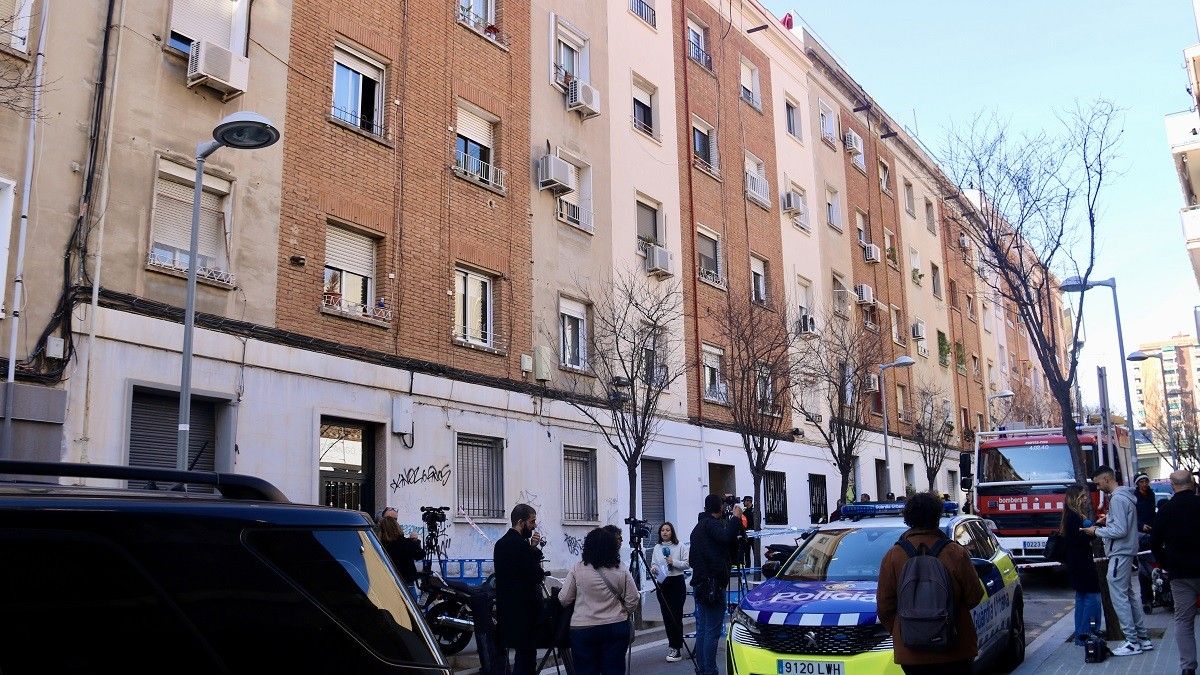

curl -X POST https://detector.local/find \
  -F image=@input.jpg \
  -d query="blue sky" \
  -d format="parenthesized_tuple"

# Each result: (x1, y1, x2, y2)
(763, 0, 1200, 411)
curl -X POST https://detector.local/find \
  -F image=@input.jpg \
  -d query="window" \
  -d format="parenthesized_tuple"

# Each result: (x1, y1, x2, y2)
(976, 412, 986, 434)
(454, 267, 493, 347)
(855, 211, 868, 245)
(960, 407, 970, 432)
(954, 341, 966, 371)
(903, 180, 915, 215)
(332, 45, 385, 136)
(149, 158, 232, 282)
(739, 60, 761, 108)
(744, 153, 769, 206)
(785, 99, 802, 141)
(948, 279, 959, 309)
(862, 303, 878, 330)
(938, 330, 950, 366)
(806, 474, 826, 524)
(930, 262, 942, 298)
(555, 40, 579, 85)
(878, 160, 890, 193)
(630, 0, 656, 27)
(971, 354, 981, 378)
(846, 129, 865, 170)
(559, 297, 588, 369)
(632, 79, 656, 138)
(966, 294, 976, 320)
(702, 346, 726, 402)
(556, 153, 592, 232)
(818, 99, 837, 144)
(456, 434, 504, 519)
(832, 272, 849, 316)
(925, 198, 936, 233)
(987, 361, 996, 387)
(692, 118, 718, 174)
(455, 105, 502, 189)
(687, 19, 712, 69)
(883, 229, 896, 264)
(787, 183, 810, 230)
(896, 384, 908, 421)
(323, 225, 378, 316)
(797, 276, 813, 322)
(765, 471, 788, 525)
(563, 447, 598, 522)
(697, 228, 723, 285)
(903, 463, 916, 493)
(641, 327, 666, 386)
(999, 346, 1007, 374)
(168, 0, 243, 55)
(751, 256, 768, 305)
(636, 199, 661, 249)
(908, 247, 921, 277)
(825, 186, 842, 229)
(890, 305, 902, 343)
(982, 299, 992, 332)
(870, 388, 883, 415)
(755, 364, 775, 413)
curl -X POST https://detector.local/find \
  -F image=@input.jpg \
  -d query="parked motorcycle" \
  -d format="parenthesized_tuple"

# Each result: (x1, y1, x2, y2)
(420, 571, 494, 655)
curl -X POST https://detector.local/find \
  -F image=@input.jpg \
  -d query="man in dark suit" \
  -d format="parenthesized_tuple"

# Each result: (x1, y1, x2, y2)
(494, 503, 544, 674)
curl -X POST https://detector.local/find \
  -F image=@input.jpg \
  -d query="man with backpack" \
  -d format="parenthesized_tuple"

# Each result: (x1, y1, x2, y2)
(877, 491, 984, 674)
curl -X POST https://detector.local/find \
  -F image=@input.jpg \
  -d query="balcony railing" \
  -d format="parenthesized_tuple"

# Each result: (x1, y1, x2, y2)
(452, 326, 507, 352)
(1166, 108, 1200, 152)
(553, 63, 575, 88)
(740, 87, 761, 110)
(632, 114, 658, 140)
(331, 105, 384, 137)
(688, 39, 713, 70)
(147, 252, 235, 286)
(1182, 204, 1200, 245)
(322, 293, 394, 322)
(557, 198, 594, 233)
(454, 150, 507, 193)
(704, 383, 728, 404)
(693, 154, 719, 178)
(629, 0, 656, 27)
(745, 171, 771, 207)
(457, 5, 510, 47)
(699, 266, 725, 287)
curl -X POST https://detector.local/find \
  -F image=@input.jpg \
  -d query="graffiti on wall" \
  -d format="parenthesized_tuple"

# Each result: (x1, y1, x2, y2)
(563, 531, 583, 556)
(516, 488, 543, 512)
(389, 463, 452, 492)
(604, 497, 619, 525)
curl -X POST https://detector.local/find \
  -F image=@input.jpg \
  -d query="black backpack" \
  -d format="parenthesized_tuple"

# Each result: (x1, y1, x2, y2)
(894, 536, 957, 651)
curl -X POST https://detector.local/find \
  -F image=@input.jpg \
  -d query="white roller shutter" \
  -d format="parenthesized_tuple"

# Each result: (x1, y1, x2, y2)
(170, 0, 235, 48)
(153, 178, 224, 263)
(456, 107, 493, 148)
(559, 162, 581, 206)
(325, 226, 375, 279)
(740, 62, 754, 91)
(633, 83, 652, 107)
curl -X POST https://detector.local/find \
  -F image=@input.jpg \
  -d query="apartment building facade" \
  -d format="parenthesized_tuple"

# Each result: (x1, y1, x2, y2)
(1133, 334, 1199, 476)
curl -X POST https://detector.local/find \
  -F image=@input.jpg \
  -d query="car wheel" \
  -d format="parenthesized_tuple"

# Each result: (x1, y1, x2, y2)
(995, 600, 1025, 672)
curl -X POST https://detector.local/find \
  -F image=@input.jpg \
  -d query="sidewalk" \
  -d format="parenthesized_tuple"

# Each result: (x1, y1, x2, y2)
(1015, 605, 1183, 674)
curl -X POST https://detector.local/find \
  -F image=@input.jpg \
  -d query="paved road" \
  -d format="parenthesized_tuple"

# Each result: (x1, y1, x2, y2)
(608, 566, 1075, 675)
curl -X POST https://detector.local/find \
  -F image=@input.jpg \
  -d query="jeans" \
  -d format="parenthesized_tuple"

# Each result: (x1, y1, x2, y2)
(569, 620, 631, 675)
(656, 574, 687, 650)
(1073, 592, 1102, 644)
(693, 601, 725, 675)
(1106, 554, 1148, 643)
(1172, 577, 1200, 672)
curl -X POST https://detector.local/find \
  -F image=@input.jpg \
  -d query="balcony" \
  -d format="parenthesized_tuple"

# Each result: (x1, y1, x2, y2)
(146, 251, 235, 287)
(322, 293, 393, 324)
(699, 266, 725, 288)
(629, 0, 656, 27)
(451, 326, 507, 354)
(457, 5, 510, 48)
(693, 154, 720, 179)
(704, 383, 729, 404)
(453, 150, 507, 194)
(688, 39, 713, 71)
(557, 198, 594, 233)
(1182, 205, 1200, 288)
(744, 171, 771, 209)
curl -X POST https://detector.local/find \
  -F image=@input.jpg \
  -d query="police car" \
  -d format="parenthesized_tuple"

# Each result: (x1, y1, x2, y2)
(728, 502, 1024, 675)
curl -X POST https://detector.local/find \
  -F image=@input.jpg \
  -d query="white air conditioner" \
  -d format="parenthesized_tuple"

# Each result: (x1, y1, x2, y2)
(855, 283, 874, 304)
(916, 342, 930, 357)
(797, 313, 817, 336)
(537, 155, 575, 193)
(187, 40, 249, 100)
(865, 374, 880, 392)
(804, 412, 823, 425)
(843, 132, 862, 155)
(911, 321, 926, 340)
(645, 244, 674, 277)
(781, 190, 803, 214)
(864, 243, 881, 263)
(958, 233, 970, 250)
(567, 80, 601, 119)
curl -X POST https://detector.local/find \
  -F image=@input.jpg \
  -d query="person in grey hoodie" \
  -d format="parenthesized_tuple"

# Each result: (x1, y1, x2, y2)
(1084, 465, 1153, 656)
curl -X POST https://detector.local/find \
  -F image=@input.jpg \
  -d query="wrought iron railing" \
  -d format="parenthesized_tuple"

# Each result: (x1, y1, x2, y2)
(745, 171, 771, 207)
(322, 293, 393, 322)
(557, 198, 594, 232)
(629, 0, 656, 26)
(456, 5, 510, 47)
(688, 39, 713, 70)
(453, 150, 508, 192)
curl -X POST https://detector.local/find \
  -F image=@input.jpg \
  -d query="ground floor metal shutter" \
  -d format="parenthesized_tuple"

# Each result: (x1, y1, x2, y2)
(641, 459, 665, 544)
(806, 474, 827, 524)
(129, 391, 216, 490)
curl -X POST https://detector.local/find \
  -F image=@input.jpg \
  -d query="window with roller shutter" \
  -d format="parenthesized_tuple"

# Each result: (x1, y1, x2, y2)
(148, 159, 231, 283)
(168, 0, 239, 54)
(323, 225, 376, 315)
(2, 0, 31, 51)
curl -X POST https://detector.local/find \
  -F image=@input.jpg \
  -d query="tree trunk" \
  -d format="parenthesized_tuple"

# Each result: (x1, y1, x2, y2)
(926, 465, 938, 492)
(627, 463, 641, 590)
(1058, 393, 1089, 483)
(752, 474, 762, 575)
(839, 468, 853, 507)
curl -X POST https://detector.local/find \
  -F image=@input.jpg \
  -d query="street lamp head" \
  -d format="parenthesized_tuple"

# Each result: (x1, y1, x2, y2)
(893, 356, 915, 368)
(989, 389, 1015, 401)
(1060, 275, 1115, 293)
(212, 111, 280, 150)
(1126, 350, 1157, 362)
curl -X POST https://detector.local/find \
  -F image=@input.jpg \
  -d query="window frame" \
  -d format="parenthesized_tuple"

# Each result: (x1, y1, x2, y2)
(696, 226, 724, 287)
(559, 297, 589, 370)
(454, 266, 494, 347)
(825, 185, 842, 230)
(691, 116, 719, 175)
(702, 344, 727, 402)
(878, 159, 891, 193)
(562, 446, 599, 523)
(455, 433, 505, 520)
(750, 256, 768, 305)
(784, 98, 802, 142)
(148, 157, 233, 283)
(818, 99, 837, 144)
(632, 77, 657, 139)
(903, 179, 915, 215)
(332, 44, 386, 137)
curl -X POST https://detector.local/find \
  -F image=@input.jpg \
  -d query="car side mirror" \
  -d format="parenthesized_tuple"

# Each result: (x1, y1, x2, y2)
(959, 452, 974, 491)
(762, 561, 781, 578)
(972, 558, 1002, 594)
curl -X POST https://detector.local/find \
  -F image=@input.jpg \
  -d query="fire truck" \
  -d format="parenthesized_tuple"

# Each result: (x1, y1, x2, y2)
(958, 424, 1132, 562)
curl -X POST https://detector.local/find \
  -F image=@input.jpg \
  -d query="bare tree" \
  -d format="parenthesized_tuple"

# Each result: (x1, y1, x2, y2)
(710, 292, 794, 557)
(1138, 376, 1200, 470)
(1005, 376, 1058, 429)
(940, 100, 1123, 483)
(0, 8, 42, 118)
(791, 309, 885, 507)
(912, 378, 956, 491)
(554, 270, 685, 569)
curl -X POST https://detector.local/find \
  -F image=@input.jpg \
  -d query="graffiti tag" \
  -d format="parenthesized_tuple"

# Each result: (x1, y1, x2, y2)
(390, 463, 452, 491)
(563, 532, 583, 556)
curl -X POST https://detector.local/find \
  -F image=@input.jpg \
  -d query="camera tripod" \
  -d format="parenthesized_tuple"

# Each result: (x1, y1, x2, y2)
(629, 532, 703, 675)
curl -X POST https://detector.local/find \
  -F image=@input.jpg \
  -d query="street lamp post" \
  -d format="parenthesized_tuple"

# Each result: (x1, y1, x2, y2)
(987, 389, 1015, 431)
(1127, 350, 1178, 469)
(880, 356, 915, 497)
(176, 113, 278, 471)
(1060, 276, 1138, 477)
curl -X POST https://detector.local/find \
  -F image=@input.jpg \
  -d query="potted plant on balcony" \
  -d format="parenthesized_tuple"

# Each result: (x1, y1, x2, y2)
(484, 24, 500, 39)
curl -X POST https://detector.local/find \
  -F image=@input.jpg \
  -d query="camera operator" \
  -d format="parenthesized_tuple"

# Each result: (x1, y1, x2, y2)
(495, 503, 545, 675)
(689, 494, 741, 675)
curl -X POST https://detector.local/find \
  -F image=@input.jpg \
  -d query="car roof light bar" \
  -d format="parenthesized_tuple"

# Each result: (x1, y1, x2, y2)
(840, 500, 959, 520)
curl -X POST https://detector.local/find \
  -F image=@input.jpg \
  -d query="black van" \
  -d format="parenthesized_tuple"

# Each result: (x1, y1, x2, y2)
(0, 460, 452, 675)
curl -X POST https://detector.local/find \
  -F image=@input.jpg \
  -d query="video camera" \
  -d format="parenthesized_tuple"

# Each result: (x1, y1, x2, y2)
(624, 516, 651, 542)
(420, 505, 449, 527)
(722, 493, 738, 515)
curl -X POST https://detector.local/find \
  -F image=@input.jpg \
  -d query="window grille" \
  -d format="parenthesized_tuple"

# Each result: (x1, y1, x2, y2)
(563, 447, 598, 521)
(456, 434, 504, 518)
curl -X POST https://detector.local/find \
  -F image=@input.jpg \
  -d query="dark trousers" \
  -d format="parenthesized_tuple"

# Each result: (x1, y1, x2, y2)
(900, 661, 972, 675)
(570, 620, 631, 675)
(656, 574, 687, 649)
(508, 648, 536, 675)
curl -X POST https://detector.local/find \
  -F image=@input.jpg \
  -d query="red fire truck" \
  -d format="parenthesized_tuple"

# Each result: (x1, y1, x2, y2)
(959, 424, 1132, 562)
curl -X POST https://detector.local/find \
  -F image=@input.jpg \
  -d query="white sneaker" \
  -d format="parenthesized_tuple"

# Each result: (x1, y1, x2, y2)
(666, 648, 683, 662)
(1110, 642, 1142, 657)
(1138, 639, 1154, 651)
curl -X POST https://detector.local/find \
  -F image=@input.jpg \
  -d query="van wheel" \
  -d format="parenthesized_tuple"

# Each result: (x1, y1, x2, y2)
(995, 600, 1026, 672)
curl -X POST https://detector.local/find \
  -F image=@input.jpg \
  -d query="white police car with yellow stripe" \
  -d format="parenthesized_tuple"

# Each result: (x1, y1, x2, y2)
(728, 501, 1024, 675)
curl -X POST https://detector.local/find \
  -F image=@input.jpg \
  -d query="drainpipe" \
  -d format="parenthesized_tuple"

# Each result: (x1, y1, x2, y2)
(680, 7, 703, 425)
(0, 0, 51, 458)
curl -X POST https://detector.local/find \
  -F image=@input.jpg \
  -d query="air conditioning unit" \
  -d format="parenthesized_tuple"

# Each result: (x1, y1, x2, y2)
(567, 80, 601, 119)
(916, 342, 930, 357)
(537, 154, 575, 193)
(865, 374, 880, 392)
(864, 243, 881, 263)
(958, 233, 970, 250)
(781, 190, 803, 214)
(803, 412, 823, 425)
(796, 313, 817, 336)
(911, 321, 926, 340)
(187, 40, 250, 100)
(854, 283, 874, 305)
(645, 244, 674, 277)
(843, 132, 862, 155)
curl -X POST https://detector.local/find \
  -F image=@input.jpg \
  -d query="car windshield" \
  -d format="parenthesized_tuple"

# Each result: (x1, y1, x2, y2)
(777, 526, 909, 581)
(980, 443, 1084, 483)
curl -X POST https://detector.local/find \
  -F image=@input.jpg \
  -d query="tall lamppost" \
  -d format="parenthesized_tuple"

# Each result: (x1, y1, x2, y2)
(176, 113, 279, 471)
(987, 389, 1015, 431)
(1060, 276, 1138, 477)
(1127, 350, 1177, 469)
(880, 355, 915, 496)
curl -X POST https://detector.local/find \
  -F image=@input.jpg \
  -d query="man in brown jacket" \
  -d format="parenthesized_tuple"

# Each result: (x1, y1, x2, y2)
(877, 492, 985, 674)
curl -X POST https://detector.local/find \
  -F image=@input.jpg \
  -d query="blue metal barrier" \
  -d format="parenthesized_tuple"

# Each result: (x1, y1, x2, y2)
(438, 558, 493, 585)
